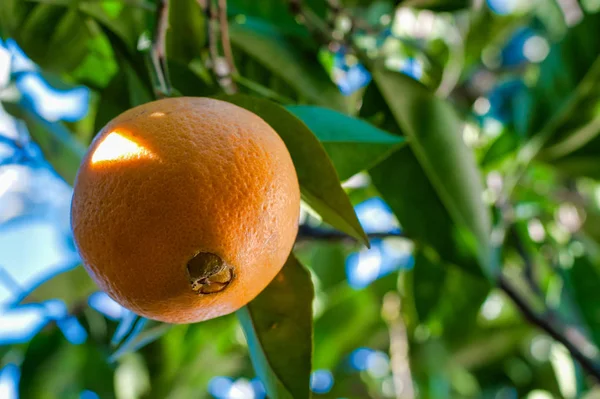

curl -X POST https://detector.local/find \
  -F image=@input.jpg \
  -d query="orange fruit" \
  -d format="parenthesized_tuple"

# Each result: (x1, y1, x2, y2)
(71, 97, 300, 323)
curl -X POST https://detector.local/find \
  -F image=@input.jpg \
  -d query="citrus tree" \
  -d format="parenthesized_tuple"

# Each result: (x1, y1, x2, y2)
(2, 0, 600, 398)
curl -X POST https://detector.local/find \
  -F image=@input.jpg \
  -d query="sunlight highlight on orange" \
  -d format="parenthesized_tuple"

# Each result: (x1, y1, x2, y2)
(149, 112, 165, 118)
(91, 132, 156, 165)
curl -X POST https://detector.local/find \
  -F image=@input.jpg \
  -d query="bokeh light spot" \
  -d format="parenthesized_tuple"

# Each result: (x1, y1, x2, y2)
(208, 376, 234, 399)
(310, 370, 334, 394)
(349, 347, 374, 371)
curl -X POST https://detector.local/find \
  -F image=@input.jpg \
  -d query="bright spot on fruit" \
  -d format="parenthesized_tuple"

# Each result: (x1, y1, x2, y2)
(149, 112, 165, 118)
(91, 132, 156, 165)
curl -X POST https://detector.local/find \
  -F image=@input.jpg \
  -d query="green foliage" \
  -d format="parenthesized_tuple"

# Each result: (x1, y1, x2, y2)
(4, 0, 600, 398)
(237, 255, 314, 399)
(372, 67, 494, 276)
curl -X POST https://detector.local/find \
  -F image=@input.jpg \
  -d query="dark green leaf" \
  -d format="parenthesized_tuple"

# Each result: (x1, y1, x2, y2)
(431, 267, 491, 345)
(218, 94, 368, 246)
(229, 17, 347, 111)
(17, 5, 91, 73)
(237, 254, 314, 399)
(167, 0, 206, 64)
(516, 12, 600, 178)
(124, 60, 154, 107)
(228, 0, 312, 38)
(412, 251, 447, 323)
(20, 328, 115, 399)
(370, 147, 480, 275)
(287, 105, 406, 181)
(94, 70, 131, 134)
(19, 266, 97, 311)
(79, 1, 149, 53)
(372, 68, 493, 275)
(0, 0, 29, 38)
(567, 255, 600, 346)
(526, 12, 600, 141)
(167, 60, 216, 97)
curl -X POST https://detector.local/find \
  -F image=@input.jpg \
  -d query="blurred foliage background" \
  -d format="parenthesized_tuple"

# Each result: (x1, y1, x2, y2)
(2, 0, 600, 398)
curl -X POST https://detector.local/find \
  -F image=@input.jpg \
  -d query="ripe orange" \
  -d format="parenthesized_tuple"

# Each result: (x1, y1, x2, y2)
(71, 97, 300, 323)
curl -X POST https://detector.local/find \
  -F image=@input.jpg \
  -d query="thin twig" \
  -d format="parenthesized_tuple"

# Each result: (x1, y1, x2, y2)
(382, 292, 415, 399)
(151, 0, 171, 98)
(208, 0, 220, 70)
(216, 0, 237, 93)
(199, 0, 237, 93)
(297, 225, 403, 242)
(499, 275, 600, 382)
(218, 0, 237, 76)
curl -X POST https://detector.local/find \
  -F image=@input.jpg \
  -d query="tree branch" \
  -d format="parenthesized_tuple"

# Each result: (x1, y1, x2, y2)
(199, 0, 237, 93)
(218, 0, 237, 87)
(297, 224, 403, 242)
(150, 0, 171, 98)
(382, 292, 415, 399)
(499, 275, 600, 382)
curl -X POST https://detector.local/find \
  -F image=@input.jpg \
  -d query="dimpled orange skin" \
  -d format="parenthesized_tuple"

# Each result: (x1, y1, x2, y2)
(71, 97, 300, 324)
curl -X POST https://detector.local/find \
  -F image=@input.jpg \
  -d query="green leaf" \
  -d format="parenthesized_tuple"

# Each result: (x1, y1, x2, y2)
(167, 60, 216, 97)
(228, 0, 311, 38)
(20, 328, 115, 399)
(0, 0, 29, 38)
(17, 5, 92, 73)
(94, 70, 132, 134)
(70, 21, 119, 89)
(79, 0, 149, 53)
(314, 287, 380, 369)
(229, 17, 347, 111)
(166, 0, 206, 64)
(430, 267, 491, 346)
(218, 94, 368, 246)
(286, 105, 406, 181)
(512, 12, 600, 178)
(412, 251, 448, 323)
(3, 102, 86, 185)
(237, 254, 314, 399)
(567, 256, 600, 346)
(372, 68, 493, 275)
(526, 12, 600, 141)
(370, 146, 480, 275)
(19, 266, 97, 311)
(481, 131, 519, 169)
